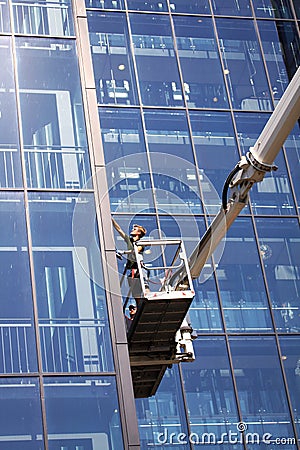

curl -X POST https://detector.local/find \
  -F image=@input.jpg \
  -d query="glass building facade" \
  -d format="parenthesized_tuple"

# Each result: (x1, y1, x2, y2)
(0, 0, 299, 449)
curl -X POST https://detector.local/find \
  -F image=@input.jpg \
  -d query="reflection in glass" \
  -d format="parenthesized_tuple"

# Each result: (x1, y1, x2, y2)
(0, 0, 10, 32)
(279, 336, 300, 437)
(0, 378, 44, 450)
(0, 37, 22, 188)
(16, 38, 91, 189)
(216, 19, 271, 111)
(169, 0, 210, 14)
(181, 338, 241, 449)
(44, 376, 124, 450)
(292, 0, 300, 19)
(28, 193, 114, 372)
(235, 112, 296, 214)
(253, 0, 294, 18)
(130, 14, 183, 107)
(285, 123, 300, 211)
(127, 0, 168, 11)
(88, 12, 138, 105)
(190, 111, 239, 214)
(99, 108, 154, 212)
(230, 337, 296, 444)
(136, 367, 190, 450)
(256, 218, 300, 333)
(258, 21, 300, 98)
(217, 218, 272, 332)
(144, 110, 202, 214)
(85, 0, 124, 8)
(12, 0, 74, 36)
(0, 192, 37, 373)
(212, 0, 251, 16)
(173, 16, 228, 109)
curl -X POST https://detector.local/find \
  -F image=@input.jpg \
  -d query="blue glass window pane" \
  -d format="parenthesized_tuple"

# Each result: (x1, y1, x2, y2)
(0, 192, 37, 374)
(136, 367, 190, 449)
(217, 218, 272, 332)
(190, 111, 240, 214)
(258, 21, 300, 100)
(127, 0, 168, 11)
(212, 0, 252, 16)
(169, 0, 210, 14)
(253, 0, 294, 18)
(181, 338, 241, 449)
(99, 108, 154, 212)
(173, 17, 229, 109)
(256, 218, 300, 333)
(0, 378, 44, 450)
(88, 12, 138, 105)
(285, 123, 300, 211)
(235, 112, 296, 214)
(0, 37, 22, 188)
(130, 14, 183, 107)
(44, 376, 124, 450)
(16, 38, 91, 190)
(229, 337, 296, 443)
(28, 192, 114, 372)
(12, 0, 74, 36)
(279, 336, 300, 437)
(292, 0, 300, 19)
(216, 19, 271, 111)
(144, 110, 202, 214)
(0, 0, 10, 32)
(85, 0, 124, 8)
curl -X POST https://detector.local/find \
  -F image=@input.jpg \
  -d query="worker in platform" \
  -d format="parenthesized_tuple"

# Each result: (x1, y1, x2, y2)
(112, 218, 149, 305)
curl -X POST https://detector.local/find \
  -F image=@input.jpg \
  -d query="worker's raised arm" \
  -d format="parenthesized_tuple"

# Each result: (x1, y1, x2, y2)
(112, 217, 127, 240)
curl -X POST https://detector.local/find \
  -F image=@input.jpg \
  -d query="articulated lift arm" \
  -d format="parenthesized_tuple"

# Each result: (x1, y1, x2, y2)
(171, 66, 300, 289)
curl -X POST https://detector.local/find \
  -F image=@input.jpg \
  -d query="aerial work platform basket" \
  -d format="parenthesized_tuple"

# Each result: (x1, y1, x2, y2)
(122, 239, 196, 398)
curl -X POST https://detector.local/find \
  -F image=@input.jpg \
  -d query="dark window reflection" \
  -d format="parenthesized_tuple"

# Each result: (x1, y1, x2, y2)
(258, 20, 300, 93)
(44, 376, 123, 450)
(0, 378, 44, 450)
(136, 367, 190, 450)
(144, 110, 202, 214)
(181, 338, 241, 449)
(0, 37, 22, 188)
(0, 192, 37, 374)
(285, 123, 300, 210)
(253, 0, 294, 18)
(279, 336, 300, 437)
(88, 12, 138, 105)
(29, 193, 114, 372)
(127, 0, 168, 11)
(130, 14, 184, 107)
(173, 16, 229, 110)
(16, 38, 91, 189)
(12, 0, 74, 36)
(217, 218, 272, 332)
(229, 337, 296, 443)
(292, 0, 300, 19)
(190, 111, 239, 214)
(212, 0, 251, 16)
(216, 19, 271, 111)
(256, 218, 300, 333)
(235, 112, 296, 215)
(99, 108, 154, 212)
(169, 0, 210, 14)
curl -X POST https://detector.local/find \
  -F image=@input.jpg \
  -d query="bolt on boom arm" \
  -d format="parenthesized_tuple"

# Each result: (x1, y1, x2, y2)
(171, 67, 300, 288)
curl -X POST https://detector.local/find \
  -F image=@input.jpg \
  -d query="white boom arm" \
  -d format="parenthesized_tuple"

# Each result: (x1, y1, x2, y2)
(172, 66, 300, 288)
